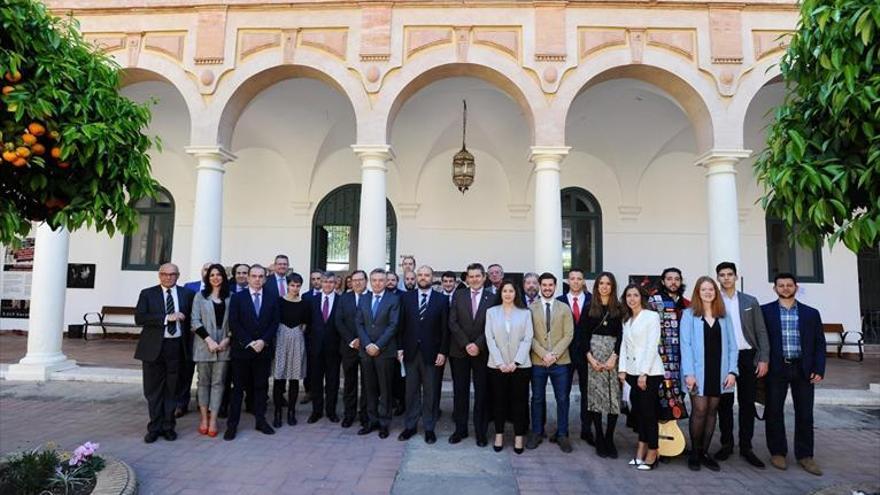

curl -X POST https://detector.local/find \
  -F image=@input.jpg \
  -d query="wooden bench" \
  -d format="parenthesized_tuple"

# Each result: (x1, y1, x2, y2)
(82, 306, 139, 341)
(823, 323, 864, 361)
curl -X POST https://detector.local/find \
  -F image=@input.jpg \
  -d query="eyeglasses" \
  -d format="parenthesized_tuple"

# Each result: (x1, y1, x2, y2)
(159, 272, 179, 276)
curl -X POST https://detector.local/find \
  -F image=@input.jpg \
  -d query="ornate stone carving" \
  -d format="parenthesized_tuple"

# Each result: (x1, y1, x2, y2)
(628, 29, 646, 64)
(366, 65, 381, 83)
(535, 5, 566, 62)
(85, 35, 126, 53)
(473, 28, 520, 61)
(239, 31, 281, 61)
(300, 29, 348, 60)
(144, 33, 185, 62)
(709, 8, 744, 64)
(578, 29, 627, 60)
(753, 30, 793, 60)
(405, 28, 453, 59)
(360, 5, 392, 62)
(194, 7, 227, 65)
(646, 30, 695, 60)
(455, 26, 471, 62)
(200, 69, 215, 86)
(543, 67, 558, 83)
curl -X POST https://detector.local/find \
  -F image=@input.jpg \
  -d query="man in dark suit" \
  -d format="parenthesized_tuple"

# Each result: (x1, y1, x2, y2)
(761, 272, 825, 476)
(304, 270, 324, 300)
(220, 263, 251, 418)
(335, 270, 369, 428)
(224, 264, 279, 440)
(448, 262, 496, 447)
(356, 268, 401, 438)
(298, 268, 323, 406)
(308, 271, 342, 423)
(398, 265, 449, 444)
(134, 263, 195, 443)
(434, 271, 460, 418)
(263, 254, 290, 301)
(556, 267, 594, 445)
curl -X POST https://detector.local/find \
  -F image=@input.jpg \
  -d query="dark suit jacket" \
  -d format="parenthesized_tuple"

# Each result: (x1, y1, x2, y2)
(309, 292, 341, 357)
(399, 289, 450, 365)
(134, 285, 195, 362)
(228, 288, 280, 360)
(448, 287, 497, 359)
(263, 273, 289, 301)
(557, 292, 592, 359)
(736, 291, 771, 365)
(335, 291, 365, 354)
(355, 291, 400, 359)
(183, 281, 202, 293)
(761, 300, 826, 377)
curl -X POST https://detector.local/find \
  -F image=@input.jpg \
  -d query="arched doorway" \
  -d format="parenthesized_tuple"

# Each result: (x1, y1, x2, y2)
(311, 184, 397, 272)
(561, 187, 602, 278)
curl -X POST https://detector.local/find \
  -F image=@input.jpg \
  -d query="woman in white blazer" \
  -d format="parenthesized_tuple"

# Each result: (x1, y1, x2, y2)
(485, 280, 533, 454)
(618, 284, 664, 470)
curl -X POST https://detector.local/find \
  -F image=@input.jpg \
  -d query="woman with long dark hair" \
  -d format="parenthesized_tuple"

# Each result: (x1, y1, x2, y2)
(273, 272, 310, 428)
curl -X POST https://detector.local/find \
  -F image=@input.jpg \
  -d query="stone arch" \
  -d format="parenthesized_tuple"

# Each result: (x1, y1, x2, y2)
(727, 57, 784, 150)
(205, 51, 369, 150)
(556, 50, 720, 154)
(118, 62, 199, 141)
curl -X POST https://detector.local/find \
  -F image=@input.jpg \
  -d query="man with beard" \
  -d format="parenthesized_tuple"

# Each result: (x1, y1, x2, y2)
(648, 267, 690, 425)
(522, 273, 539, 306)
(403, 270, 417, 292)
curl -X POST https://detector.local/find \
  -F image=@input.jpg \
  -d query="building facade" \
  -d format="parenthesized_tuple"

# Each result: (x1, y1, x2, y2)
(3, 0, 863, 376)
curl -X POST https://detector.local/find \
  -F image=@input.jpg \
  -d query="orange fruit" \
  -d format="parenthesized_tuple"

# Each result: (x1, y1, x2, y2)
(31, 143, 45, 155)
(4, 71, 21, 83)
(16, 146, 30, 158)
(27, 123, 45, 136)
(12, 157, 26, 167)
(50, 147, 62, 159)
(57, 161, 70, 169)
(2, 86, 14, 95)
(22, 133, 37, 145)
(2, 150, 17, 162)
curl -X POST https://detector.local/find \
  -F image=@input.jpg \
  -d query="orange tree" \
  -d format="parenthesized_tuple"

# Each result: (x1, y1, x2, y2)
(0, 0, 158, 245)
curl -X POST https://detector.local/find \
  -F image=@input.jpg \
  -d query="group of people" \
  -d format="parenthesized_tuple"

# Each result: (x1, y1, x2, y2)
(134, 256, 826, 475)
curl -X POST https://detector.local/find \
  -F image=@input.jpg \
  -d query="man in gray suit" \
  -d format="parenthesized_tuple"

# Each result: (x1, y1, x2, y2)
(356, 268, 401, 438)
(715, 261, 770, 468)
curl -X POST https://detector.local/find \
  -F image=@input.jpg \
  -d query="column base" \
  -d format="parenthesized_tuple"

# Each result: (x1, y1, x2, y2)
(6, 357, 77, 381)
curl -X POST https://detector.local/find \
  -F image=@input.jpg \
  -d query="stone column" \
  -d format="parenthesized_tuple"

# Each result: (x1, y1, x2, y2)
(530, 146, 570, 287)
(696, 149, 751, 272)
(351, 145, 394, 271)
(184, 146, 236, 280)
(6, 224, 76, 381)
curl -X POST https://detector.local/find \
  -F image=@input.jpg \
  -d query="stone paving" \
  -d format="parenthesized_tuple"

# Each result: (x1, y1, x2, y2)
(1, 380, 878, 495)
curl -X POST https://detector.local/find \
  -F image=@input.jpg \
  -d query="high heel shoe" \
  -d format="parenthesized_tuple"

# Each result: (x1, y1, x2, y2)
(198, 423, 209, 435)
(207, 427, 218, 438)
(637, 458, 659, 471)
(287, 407, 297, 426)
(493, 444, 503, 452)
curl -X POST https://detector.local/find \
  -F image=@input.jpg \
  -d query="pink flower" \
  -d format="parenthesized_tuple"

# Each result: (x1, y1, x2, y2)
(69, 441, 100, 466)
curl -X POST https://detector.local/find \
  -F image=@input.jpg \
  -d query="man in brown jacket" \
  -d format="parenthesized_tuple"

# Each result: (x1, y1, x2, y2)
(526, 272, 574, 452)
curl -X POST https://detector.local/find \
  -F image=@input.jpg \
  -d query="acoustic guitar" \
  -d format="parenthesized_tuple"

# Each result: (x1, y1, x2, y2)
(658, 420, 686, 457)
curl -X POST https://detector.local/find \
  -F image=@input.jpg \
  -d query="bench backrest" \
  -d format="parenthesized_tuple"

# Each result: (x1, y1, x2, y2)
(101, 306, 137, 316)
(823, 323, 844, 334)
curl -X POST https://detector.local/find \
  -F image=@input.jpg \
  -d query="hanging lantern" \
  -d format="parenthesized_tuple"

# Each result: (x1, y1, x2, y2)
(452, 100, 475, 193)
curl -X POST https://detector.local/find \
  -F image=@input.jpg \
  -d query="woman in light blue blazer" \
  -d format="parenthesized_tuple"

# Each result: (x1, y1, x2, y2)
(680, 276, 738, 472)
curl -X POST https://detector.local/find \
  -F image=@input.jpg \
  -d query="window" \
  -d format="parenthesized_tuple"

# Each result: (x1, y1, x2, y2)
(765, 217, 823, 283)
(122, 187, 175, 271)
(561, 187, 602, 278)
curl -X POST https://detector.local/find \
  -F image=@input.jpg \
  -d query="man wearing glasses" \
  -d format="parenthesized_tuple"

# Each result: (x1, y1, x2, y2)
(134, 263, 196, 443)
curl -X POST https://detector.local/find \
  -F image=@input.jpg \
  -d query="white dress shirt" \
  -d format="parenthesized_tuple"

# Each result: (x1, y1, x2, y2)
(567, 292, 586, 313)
(722, 291, 751, 350)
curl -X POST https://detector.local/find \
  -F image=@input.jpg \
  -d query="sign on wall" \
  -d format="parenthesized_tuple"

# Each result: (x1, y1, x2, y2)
(67, 264, 96, 289)
(1, 237, 35, 319)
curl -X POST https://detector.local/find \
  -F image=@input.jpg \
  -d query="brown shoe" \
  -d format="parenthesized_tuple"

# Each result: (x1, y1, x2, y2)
(770, 455, 787, 470)
(798, 457, 822, 476)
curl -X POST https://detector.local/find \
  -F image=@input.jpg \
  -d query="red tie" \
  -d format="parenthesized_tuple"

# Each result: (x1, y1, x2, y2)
(572, 296, 581, 324)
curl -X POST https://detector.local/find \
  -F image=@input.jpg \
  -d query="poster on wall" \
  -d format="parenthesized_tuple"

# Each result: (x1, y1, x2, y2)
(67, 263, 96, 289)
(628, 274, 662, 296)
(1, 237, 35, 319)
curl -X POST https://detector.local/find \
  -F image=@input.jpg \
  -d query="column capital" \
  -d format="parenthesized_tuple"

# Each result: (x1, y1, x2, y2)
(695, 148, 751, 169)
(529, 146, 571, 163)
(184, 145, 237, 163)
(351, 144, 394, 162)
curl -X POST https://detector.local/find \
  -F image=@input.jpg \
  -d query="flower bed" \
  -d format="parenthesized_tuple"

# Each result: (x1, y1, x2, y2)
(0, 442, 105, 495)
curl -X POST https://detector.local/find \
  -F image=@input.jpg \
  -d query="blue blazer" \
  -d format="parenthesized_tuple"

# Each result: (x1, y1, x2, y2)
(557, 293, 593, 359)
(761, 301, 826, 377)
(263, 274, 288, 301)
(355, 291, 400, 359)
(227, 289, 279, 360)
(309, 293, 341, 357)
(680, 308, 739, 396)
(398, 290, 449, 366)
(183, 280, 202, 294)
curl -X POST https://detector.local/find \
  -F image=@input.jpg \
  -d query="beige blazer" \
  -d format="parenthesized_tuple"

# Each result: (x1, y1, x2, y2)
(529, 298, 574, 365)
(484, 306, 533, 369)
(190, 292, 231, 362)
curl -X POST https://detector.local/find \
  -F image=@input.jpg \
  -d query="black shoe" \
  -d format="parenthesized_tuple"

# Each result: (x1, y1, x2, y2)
(223, 427, 237, 441)
(144, 431, 160, 444)
(273, 407, 283, 428)
(605, 439, 618, 459)
(702, 454, 721, 471)
(379, 427, 390, 439)
(398, 428, 417, 441)
(741, 450, 766, 469)
(525, 432, 543, 450)
(448, 432, 467, 444)
(688, 452, 701, 471)
(307, 413, 322, 424)
(580, 430, 595, 446)
(257, 423, 276, 435)
(327, 414, 340, 423)
(714, 444, 733, 461)
(162, 430, 177, 441)
(358, 424, 377, 435)
(595, 441, 608, 458)
(557, 436, 573, 453)
(476, 437, 488, 448)
(514, 447, 524, 455)
(287, 408, 297, 426)
(493, 445, 503, 452)
(341, 418, 354, 428)
(425, 431, 437, 444)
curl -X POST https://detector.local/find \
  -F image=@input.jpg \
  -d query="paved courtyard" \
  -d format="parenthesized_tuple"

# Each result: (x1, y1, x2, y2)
(1, 379, 878, 495)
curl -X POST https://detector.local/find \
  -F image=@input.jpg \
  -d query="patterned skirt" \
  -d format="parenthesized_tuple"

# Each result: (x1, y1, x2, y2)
(273, 323, 307, 380)
(587, 334, 621, 415)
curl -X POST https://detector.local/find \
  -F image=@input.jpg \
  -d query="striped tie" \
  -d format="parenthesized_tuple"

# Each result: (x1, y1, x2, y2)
(165, 289, 176, 335)
(419, 292, 428, 319)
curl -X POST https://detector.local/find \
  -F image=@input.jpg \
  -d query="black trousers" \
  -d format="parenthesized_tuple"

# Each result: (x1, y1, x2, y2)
(362, 355, 395, 428)
(489, 367, 530, 435)
(393, 361, 406, 409)
(626, 374, 662, 449)
(404, 351, 438, 431)
(142, 337, 182, 434)
(450, 353, 489, 438)
(227, 353, 271, 429)
(765, 361, 815, 459)
(310, 348, 341, 416)
(719, 349, 758, 451)
(569, 349, 590, 430)
(341, 349, 367, 423)
(177, 353, 196, 410)
(432, 360, 445, 419)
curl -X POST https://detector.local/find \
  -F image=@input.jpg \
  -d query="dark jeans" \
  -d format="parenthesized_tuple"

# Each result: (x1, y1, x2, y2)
(310, 349, 341, 416)
(489, 367, 530, 435)
(568, 349, 589, 430)
(227, 354, 271, 429)
(362, 355, 394, 428)
(450, 353, 489, 437)
(531, 363, 572, 437)
(142, 337, 182, 434)
(626, 374, 662, 449)
(404, 351, 438, 431)
(765, 360, 815, 459)
(341, 350, 367, 423)
(719, 349, 758, 451)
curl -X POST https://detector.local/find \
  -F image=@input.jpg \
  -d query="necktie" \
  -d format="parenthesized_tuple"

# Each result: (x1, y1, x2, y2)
(253, 292, 261, 315)
(545, 302, 552, 335)
(278, 277, 285, 296)
(471, 290, 480, 318)
(165, 289, 176, 335)
(419, 292, 428, 319)
(371, 295, 381, 319)
(572, 296, 581, 324)
(322, 295, 330, 322)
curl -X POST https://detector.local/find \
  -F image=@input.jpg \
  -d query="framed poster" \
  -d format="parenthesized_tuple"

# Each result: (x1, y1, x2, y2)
(1, 237, 35, 319)
(67, 263, 96, 289)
